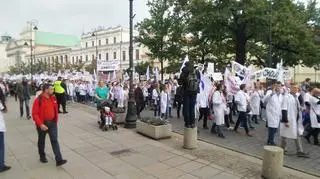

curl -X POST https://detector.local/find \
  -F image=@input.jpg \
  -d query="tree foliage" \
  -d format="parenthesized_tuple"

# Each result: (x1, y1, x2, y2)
(137, 0, 320, 70)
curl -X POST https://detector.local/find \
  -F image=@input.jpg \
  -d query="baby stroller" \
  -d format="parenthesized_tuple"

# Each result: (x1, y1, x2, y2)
(97, 100, 118, 131)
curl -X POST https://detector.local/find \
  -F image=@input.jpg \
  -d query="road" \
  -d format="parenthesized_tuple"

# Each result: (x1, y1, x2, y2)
(141, 107, 320, 177)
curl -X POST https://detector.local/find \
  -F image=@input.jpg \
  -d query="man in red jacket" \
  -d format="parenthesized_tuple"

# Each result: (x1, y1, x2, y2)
(32, 84, 67, 166)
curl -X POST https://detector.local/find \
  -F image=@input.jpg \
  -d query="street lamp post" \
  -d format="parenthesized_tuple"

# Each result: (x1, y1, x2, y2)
(92, 32, 98, 71)
(124, 0, 137, 128)
(24, 20, 38, 81)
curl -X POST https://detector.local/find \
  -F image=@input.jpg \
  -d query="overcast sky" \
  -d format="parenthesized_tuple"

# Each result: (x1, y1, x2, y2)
(0, 0, 312, 38)
(0, 0, 149, 38)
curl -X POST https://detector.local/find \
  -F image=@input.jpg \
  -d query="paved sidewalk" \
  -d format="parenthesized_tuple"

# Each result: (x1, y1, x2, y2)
(0, 99, 318, 179)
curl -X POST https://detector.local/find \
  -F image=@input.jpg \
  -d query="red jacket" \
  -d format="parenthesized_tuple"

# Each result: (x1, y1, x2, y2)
(32, 94, 59, 127)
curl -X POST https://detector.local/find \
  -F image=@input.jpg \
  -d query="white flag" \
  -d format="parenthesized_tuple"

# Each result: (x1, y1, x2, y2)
(180, 55, 189, 73)
(146, 65, 150, 81)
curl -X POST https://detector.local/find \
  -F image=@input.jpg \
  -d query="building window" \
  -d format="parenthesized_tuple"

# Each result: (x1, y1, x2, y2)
(92, 54, 95, 61)
(65, 55, 68, 64)
(135, 49, 140, 60)
(80, 56, 83, 62)
(113, 37, 116, 43)
(92, 41, 95, 47)
(122, 51, 126, 61)
(113, 52, 117, 59)
(106, 53, 109, 61)
(106, 38, 109, 44)
(86, 42, 88, 48)
(72, 57, 74, 64)
(86, 55, 88, 62)
(99, 40, 101, 46)
(60, 57, 63, 64)
(98, 54, 101, 60)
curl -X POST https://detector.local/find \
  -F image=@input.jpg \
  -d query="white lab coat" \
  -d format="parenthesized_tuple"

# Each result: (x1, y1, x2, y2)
(118, 87, 125, 108)
(235, 90, 247, 112)
(152, 89, 159, 105)
(280, 93, 304, 139)
(264, 90, 283, 128)
(250, 91, 260, 115)
(0, 111, 5, 132)
(309, 95, 320, 128)
(160, 91, 169, 114)
(79, 84, 87, 96)
(197, 91, 208, 108)
(67, 83, 75, 97)
(212, 91, 225, 125)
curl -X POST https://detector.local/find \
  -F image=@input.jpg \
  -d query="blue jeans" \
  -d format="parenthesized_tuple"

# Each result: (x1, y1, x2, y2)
(0, 132, 4, 168)
(268, 127, 278, 144)
(183, 94, 197, 127)
(37, 121, 63, 162)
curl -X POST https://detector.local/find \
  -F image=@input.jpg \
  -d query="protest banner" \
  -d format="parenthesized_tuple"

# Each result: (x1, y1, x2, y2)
(231, 61, 246, 77)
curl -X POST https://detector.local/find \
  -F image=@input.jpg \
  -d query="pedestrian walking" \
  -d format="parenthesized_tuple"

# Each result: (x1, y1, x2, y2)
(15, 77, 32, 119)
(280, 83, 309, 157)
(32, 84, 67, 166)
(264, 81, 284, 145)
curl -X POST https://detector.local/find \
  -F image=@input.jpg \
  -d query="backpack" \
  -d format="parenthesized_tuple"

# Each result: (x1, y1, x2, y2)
(186, 69, 199, 93)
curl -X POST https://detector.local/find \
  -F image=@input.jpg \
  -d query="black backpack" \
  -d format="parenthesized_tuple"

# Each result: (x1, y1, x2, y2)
(186, 69, 199, 93)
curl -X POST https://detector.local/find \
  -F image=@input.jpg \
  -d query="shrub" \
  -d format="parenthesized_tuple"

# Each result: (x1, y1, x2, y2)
(140, 117, 168, 126)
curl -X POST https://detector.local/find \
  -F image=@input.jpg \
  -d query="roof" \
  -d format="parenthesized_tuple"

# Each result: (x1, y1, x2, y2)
(35, 31, 80, 47)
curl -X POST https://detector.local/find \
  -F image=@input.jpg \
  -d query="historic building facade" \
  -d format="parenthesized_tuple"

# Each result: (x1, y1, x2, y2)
(6, 24, 150, 73)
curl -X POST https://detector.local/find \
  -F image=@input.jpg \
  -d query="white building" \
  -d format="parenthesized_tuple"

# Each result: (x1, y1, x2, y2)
(0, 34, 13, 74)
(6, 24, 151, 75)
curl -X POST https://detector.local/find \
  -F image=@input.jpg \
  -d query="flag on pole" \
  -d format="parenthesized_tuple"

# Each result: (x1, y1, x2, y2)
(154, 67, 159, 82)
(180, 55, 189, 73)
(146, 65, 150, 81)
(112, 70, 116, 81)
(93, 69, 97, 81)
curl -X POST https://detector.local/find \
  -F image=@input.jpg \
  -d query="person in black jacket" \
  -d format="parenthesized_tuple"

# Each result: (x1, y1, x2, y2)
(175, 85, 183, 119)
(178, 61, 200, 128)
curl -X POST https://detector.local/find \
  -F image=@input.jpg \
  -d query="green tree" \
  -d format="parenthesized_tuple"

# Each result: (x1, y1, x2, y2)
(135, 61, 153, 75)
(135, 0, 183, 80)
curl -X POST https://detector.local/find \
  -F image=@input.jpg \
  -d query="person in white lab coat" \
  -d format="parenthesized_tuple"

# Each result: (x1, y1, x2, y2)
(305, 88, 320, 145)
(197, 88, 209, 129)
(0, 88, 10, 172)
(264, 81, 284, 145)
(160, 84, 170, 119)
(211, 84, 226, 138)
(234, 84, 252, 137)
(280, 83, 309, 157)
(250, 84, 261, 124)
(152, 83, 161, 117)
(67, 80, 75, 103)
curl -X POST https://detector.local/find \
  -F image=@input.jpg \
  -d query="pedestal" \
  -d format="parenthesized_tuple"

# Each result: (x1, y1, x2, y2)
(183, 127, 197, 149)
(261, 146, 284, 179)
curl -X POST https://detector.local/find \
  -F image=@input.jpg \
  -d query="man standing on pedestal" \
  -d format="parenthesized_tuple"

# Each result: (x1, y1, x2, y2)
(178, 61, 200, 128)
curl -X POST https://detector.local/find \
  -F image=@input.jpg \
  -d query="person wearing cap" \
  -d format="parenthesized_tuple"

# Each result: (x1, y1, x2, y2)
(15, 77, 32, 119)
(32, 84, 67, 166)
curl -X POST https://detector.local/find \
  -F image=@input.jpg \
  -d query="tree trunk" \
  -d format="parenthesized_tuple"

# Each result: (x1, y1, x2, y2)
(235, 25, 247, 65)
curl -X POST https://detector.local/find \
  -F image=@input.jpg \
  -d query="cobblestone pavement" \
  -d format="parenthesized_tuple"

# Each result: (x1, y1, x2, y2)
(2, 97, 317, 179)
(141, 108, 320, 177)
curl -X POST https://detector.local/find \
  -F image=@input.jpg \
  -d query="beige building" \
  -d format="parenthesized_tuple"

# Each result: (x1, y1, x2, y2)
(289, 65, 320, 83)
(6, 24, 152, 74)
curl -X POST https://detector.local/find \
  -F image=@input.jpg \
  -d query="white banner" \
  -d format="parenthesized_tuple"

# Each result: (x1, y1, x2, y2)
(254, 68, 291, 80)
(207, 62, 214, 74)
(212, 73, 223, 81)
(97, 60, 120, 72)
(231, 61, 246, 77)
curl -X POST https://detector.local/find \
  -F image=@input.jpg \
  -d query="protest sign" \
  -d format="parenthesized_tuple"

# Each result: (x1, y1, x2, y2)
(231, 61, 246, 77)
